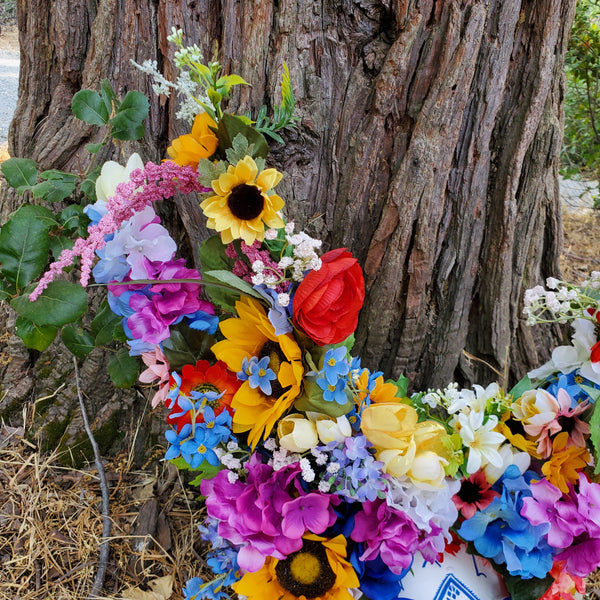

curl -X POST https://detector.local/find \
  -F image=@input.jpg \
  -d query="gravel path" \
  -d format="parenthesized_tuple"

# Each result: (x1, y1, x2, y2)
(0, 47, 18, 143)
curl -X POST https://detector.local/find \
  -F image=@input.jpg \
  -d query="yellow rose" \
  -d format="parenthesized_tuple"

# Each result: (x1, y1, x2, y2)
(306, 411, 352, 444)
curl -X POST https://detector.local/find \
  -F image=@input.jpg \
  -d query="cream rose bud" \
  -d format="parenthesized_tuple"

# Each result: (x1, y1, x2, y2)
(306, 412, 352, 443)
(277, 414, 319, 453)
(407, 451, 448, 487)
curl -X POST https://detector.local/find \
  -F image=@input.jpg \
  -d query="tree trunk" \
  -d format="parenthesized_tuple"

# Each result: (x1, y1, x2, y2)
(0, 0, 575, 435)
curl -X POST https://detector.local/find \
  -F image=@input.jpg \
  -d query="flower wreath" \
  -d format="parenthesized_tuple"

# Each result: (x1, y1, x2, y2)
(29, 29, 600, 600)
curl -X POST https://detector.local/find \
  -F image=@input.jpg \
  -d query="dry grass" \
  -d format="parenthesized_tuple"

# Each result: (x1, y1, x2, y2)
(0, 423, 209, 600)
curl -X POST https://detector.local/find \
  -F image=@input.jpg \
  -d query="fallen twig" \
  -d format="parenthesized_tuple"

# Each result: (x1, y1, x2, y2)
(72, 357, 111, 599)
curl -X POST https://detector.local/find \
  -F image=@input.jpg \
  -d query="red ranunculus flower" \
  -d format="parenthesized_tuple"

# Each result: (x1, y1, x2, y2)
(292, 248, 365, 345)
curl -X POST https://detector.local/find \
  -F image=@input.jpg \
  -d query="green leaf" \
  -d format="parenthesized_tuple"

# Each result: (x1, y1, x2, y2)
(589, 398, 600, 473)
(48, 235, 74, 261)
(215, 113, 269, 159)
(199, 235, 238, 311)
(1, 158, 38, 193)
(91, 300, 123, 346)
(393, 374, 409, 397)
(502, 571, 552, 600)
(109, 91, 149, 140)
(11, 281, 88, 327)
(39, 169, 79, 183)
(188, 462, 224, 485)
(161, 321, 216, 372)
(509, 375, 533, 399)
(100, 79, 118, 115)
(86, 142, 104, 154)
(60, 205, 89, 232)
(61, 324, 95, 358)
(204, 270, 265, 307)
(0, 280, 12, 301)
(0, 204, 55, 288)
(81, 165, 101, 202)
(71, 89, 109, 125)
(32, 178, 77, 203)
(15, 316, 58, 351)
(107, 347, 139, 388)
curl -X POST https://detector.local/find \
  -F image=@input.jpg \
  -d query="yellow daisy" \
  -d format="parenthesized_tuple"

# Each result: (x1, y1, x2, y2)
(211, 296, 303, 447)
(166, 112, 218, 170)
(232, 534, 359, 600)
(200, 155, 285, 245)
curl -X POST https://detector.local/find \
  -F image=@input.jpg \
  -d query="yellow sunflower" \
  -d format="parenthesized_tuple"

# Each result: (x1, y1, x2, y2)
(232, 534, 359, 600)
(541, 431, 591, 493)
(200, 155, 285, 245)
(211, 296, 303, 447)
(166, 112, 218, 170)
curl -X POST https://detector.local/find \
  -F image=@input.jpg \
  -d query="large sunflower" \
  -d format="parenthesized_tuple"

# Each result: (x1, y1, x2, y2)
(232, 534, 359, 600)
(200, 155, 285, 245)
(211, 296, 304, 447)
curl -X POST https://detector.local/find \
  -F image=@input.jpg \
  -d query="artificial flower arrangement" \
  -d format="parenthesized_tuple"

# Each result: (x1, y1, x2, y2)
(6, 28, 600, 600)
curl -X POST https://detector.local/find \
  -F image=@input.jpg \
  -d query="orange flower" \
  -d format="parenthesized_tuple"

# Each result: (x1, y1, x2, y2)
(166, 112, 218, 169)
(541, 432, 591, 493)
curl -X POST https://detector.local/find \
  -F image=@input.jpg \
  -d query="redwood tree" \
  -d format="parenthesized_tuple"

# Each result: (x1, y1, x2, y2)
(0, 0, 575, 439)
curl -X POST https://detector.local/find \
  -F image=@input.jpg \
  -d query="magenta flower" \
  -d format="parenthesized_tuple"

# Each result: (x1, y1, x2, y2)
(200, 455, 338, 573)
(281, 493, 336, 538)
(521, 478, 585, 548)
(521, 474, 600, 577)
(351, 498, 420, 574)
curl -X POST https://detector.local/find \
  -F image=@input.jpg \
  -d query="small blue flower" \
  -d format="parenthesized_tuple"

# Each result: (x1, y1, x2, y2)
(317, 376, 348, 405)
(164, 423, 192, 460)
(238, 356, 276, 395)
(344, 435, 371, 461)
(322, 347, 350, 385)
(180, 425, 221, 468)
(201, 406, 232, 443)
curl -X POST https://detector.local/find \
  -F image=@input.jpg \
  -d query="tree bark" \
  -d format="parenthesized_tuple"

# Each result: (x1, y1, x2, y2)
(0, 0, 575, 432)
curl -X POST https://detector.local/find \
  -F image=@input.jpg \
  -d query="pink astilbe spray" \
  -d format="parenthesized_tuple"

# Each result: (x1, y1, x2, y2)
(29, 161, 206, 301)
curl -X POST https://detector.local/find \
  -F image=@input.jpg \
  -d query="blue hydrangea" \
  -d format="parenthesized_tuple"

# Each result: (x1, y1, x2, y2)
(458, 465, 555, 579)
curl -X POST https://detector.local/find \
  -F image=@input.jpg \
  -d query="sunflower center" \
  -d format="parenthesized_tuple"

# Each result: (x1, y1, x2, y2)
(193, 383, 222, 408)
(275, 540, 336, 598)
(228, 183, 264, 220)
(457, 480, 483, 504)
(258, 341, 288, 398)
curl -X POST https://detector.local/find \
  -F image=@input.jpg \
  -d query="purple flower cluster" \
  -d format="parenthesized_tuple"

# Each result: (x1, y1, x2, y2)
(521, 473, 600, 577)
(108, 257, 216, 348)
(318, 435, 388, 502)
(351, 498, 423, 574)
(200, 454, 338, 573)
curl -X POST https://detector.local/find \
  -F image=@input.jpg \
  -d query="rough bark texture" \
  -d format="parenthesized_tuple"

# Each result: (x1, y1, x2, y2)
(0, 0, 576, 437)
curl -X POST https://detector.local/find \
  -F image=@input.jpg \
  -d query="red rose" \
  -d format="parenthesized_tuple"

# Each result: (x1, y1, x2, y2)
(292, 248, 365, 345)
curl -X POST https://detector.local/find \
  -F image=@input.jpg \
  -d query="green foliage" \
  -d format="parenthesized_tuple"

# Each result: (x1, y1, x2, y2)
(0, 80, 149, 379)
(161, 321, 217, 372)
(215, 115, 269, 160)
(0, 204, 56, 289)
(248, 64, 297, 143)
(11, 281, 88, 327)
(589, 396, 600, 473)
(198, 235, 238, 312)
(1, 158, 38, 193)
(562, 0, 600, 182)
(107, 348, 139, 388)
